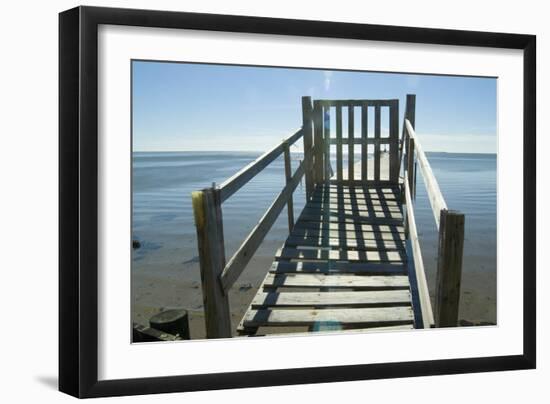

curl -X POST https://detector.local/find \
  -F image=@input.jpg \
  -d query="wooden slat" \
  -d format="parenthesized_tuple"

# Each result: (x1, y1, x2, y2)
(300, 207, 403, 220)
(301, 96, 315, 199)
(219, 128, 303, 202)
(404, 178, 434, 328)
(398, 95, 416, 175)
(310, 193, 401, 204)
(328, 137, 396, 145)
(251, 324, 415, 336)
(275, 247, 406, 262)
(219, 161, 305, 292)
(315, 184, 401, 196)
(389, 100, 399, 183)
(264, 273, 409, 289)
(293, 220, 405, 235)
(310, 192, 401, 203)
(319, 99, 398, 107)
(324, 105, 331, 181)
(285, 235, 405, 250)
(405, 119, 447, 228)
(374, 105, 381, 181)
(348, 106, 354, 181)
(251, 290, 411, 307)
(361, 103, 368, 181)
(336, 104, 343, 181)
(283, 142, 294, 232)
(241, 307, 414, 327)
(289, 227, 406, 241)
(304, 203, 402, 214)
(306, 200, 401, 210)
(269, 261, 407, 275)
(313, 100, 324, 184)
(297, 212, 403, 225)
(407, 136, 416, 198)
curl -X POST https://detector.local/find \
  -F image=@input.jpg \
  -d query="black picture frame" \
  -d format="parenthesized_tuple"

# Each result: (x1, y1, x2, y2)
(59, 5, 536, 398)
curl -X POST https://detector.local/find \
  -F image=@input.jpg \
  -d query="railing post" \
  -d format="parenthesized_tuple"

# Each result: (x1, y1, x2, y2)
(405, 94, 416, 128)
(312, 100, 324, 185)
(407, 136, 416, 199)
(283, 141, 294, 233)
(435, 209, 465, 327)
(301, 96, 314, 200)
(191, 187, 232, 338)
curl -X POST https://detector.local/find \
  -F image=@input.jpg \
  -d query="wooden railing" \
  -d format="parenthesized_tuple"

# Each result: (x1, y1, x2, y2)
(401, 94, 465, 328)
(313, 99, 400, 185)
(191, 97, 315, 338)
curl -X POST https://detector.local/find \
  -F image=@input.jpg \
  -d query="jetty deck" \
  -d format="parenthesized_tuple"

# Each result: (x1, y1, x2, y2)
(192, 95, 465, 338)
(237, 183, 414, 335)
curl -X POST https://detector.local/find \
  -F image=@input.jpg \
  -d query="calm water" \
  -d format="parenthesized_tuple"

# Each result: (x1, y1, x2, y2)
(132, 151, 496, 320)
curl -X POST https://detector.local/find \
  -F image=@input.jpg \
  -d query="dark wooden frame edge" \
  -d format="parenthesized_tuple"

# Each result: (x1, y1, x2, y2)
(59, 5, 536, 398)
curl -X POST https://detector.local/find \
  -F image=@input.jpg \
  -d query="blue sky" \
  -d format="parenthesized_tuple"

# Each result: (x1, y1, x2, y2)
(132, 61, 496, 153)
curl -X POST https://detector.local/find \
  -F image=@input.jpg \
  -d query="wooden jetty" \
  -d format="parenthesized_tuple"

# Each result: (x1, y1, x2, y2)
(192, 95, 465, 338)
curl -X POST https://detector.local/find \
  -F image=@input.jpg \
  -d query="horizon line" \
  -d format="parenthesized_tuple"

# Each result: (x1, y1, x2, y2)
(132, 149, 497, 155)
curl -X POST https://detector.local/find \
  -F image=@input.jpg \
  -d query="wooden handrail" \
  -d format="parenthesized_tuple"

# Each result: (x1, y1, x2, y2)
(404, 119, 448, 229)
(404, 176, 434, 328)
(219, 160, 305, 292)
(403, 117, 465, 327)
(218, 128, 304, 203)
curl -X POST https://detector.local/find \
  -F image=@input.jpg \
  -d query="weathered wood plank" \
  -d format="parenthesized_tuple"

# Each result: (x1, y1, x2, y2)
(251, 290, 411, 307)
(407, 136, 416, 198)
(313, 100, 324, 184)
(314, 185, 401, 197)
(285, 235, 405, 250)
(269, 261, 407, 275)
(304, 204, 402, 214)
(300, 207, 403, 220)
(309, 194, 401, 205)
(348, 106, 354, 181)
(324, 105, 332, 181)
(219, 161, 305, 292)
(264, 273, 409, 289)
(297, 212, 403, 225)
(306, 200, 401, 210)
(328, 137, 395, 145)
(293, 220, 405, 235)
(191, 188, 232, 338)
(283, 142, 294, 233)
(219, 128, 303, 202)
(405, 119, 447, 228)
(249, 324, 415, 336)
(336, 104, 343, 181)
(318, 99, 398, 107)
(241, 307, 414, 327)
(361, 103, 368, 181)
(404, 178, 434, 328)
(301, 96, 315, 199)
(435, 209, 465, 327)
(275, 247, 407, 263)
(374, 105, 381, 181)
(289, 227, 406, 241)
(398, 94, 416, 176)
(389, 100, 399, 183)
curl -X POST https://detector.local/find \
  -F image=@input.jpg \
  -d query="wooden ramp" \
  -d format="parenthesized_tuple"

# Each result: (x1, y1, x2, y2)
(193, 95, 464, 339)
(237, 184, 416, 336)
